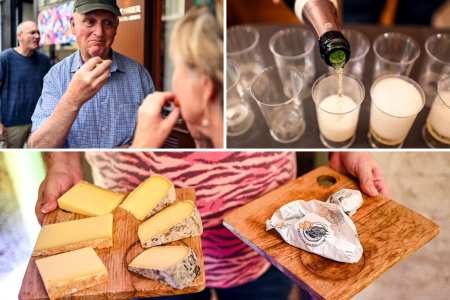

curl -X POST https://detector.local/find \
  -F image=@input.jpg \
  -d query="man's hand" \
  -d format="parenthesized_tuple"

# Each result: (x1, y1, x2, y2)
(28, 58, 112, 148)
(0, 122, 7, 141)
(131, 92, 180, 149)
(330, 152, 392, 199)
(64, 57, 112, 111)
(35, 153, 83, 225)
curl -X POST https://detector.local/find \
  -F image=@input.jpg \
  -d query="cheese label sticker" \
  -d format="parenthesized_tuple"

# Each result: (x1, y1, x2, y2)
(297, 221, 330, 247)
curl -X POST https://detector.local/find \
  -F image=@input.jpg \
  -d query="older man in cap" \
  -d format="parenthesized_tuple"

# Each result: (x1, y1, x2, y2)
(29, 0, 155, 148)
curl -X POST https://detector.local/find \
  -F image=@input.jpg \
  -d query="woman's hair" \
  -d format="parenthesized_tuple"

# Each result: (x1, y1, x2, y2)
(170, 0, 223, 103)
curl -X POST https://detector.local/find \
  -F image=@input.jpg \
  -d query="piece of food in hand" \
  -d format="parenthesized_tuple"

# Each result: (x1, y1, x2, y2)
(174, 97, 180, 107)
(33, 214, 113, 257)
(128, 246, 201, 289)
(35, 247, 108, 300)
(96, 60, 105, 67)
(138, 200, 203, 248)
(57, 181, 125, 217)
(119, 175, 176, 221)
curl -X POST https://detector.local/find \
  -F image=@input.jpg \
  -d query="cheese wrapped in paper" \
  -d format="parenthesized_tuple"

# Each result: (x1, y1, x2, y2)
(266, 189, 363, 263)
(326, 189, 363, 217)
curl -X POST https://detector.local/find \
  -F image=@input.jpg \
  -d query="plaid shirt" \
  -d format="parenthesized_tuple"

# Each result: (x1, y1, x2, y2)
(31, 49, 154, 148)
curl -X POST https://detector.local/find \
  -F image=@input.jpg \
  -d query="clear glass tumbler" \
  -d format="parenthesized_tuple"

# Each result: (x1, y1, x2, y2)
(369, 74, 425, 148)
(269, 27, 315, 100)
(226, 60, 254, 136)
(250, 65, 305, 143)
(312, 72, 365, 148)
(227, 25, 265, 91)
(418, 34, 450, 107)
(423, 75, 450, 148)
(327, 29, 370, 80)
(372, 32, 420, 81)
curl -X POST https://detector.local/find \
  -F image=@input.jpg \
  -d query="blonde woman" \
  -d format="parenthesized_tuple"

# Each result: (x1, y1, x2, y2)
(131, 0, 223, 149)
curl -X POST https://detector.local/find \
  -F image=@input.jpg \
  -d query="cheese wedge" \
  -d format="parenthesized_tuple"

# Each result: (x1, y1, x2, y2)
(35, 247, 108, 300)
(58, 181, 125, 217)
(128, 246, 201, 289)
(138, 200, 203, 248)
(33, 214, 113, 256)
(119, 175, 176, 221)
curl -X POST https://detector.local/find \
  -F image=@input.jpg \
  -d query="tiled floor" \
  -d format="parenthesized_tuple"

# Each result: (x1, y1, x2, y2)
(352, 152, 450, 300)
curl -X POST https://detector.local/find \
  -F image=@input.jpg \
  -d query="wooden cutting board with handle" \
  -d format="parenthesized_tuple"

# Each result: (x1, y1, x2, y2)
(223, 166, 440, 300)
(19, 188, 206, 300)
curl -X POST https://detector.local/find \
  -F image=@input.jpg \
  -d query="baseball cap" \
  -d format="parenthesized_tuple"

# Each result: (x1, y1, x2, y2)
(73, 0, 122, 16)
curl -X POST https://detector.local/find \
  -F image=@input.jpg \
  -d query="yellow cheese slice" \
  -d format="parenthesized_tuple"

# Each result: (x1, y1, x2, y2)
(138, 200, 203, 248)
(119, 175, 176, 220)
(35, 247, 108, 300)
(33, 214, 113, 256)
(57, 181, 125, 217)
(130, 246, 189, 269)
(128, 246, 201, 289)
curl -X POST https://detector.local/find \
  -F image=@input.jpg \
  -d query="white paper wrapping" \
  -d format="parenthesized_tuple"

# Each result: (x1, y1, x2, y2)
(266, 189, 364, 263)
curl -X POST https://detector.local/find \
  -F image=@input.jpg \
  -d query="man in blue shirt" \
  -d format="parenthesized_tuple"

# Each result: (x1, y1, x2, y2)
(0, 21, 51, 148)
(29, 0, 155, 148)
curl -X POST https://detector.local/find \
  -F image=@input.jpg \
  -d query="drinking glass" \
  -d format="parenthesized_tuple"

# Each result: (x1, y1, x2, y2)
(227, 25, 265, 91)
(250, 65, 305, 143)
(226, 60, 254, 136)
(327, 29, 370, 80)
(423, 75, 450, 148)
(368, 75, 425, 148)
(312, 72, 365, 148)
(269, 27, 315, 100)
(372, 32, 420, 81)
(418, 34, 450, 107)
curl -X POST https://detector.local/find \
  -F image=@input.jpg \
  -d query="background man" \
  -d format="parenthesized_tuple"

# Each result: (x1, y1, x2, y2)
(0, 21, 51, 148)
(29, 0, 154, 148)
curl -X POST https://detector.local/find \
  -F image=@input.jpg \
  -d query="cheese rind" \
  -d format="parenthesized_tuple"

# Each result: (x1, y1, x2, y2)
(120, 175, 176, 221)
(128, 246, 201, 289)
(57, 181, 125, 217)
(35, 247, 108, 300)
(33, 214, 113, 256)
(138, 200, 203, 248)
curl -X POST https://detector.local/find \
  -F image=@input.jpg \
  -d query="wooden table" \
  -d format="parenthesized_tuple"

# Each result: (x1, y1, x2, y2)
(223, 167, 440, 300)
(227, 24, 450, 149)
(19, 188, 206, 300)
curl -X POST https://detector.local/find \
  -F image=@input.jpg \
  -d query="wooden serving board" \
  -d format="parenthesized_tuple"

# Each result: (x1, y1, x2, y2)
(223, 167, 440, 300)
(19, 188, 206, 300)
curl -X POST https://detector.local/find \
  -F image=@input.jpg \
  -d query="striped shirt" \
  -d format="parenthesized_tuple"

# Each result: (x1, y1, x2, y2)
(85, 151, 296, 288)
(31, 49, 155, 148)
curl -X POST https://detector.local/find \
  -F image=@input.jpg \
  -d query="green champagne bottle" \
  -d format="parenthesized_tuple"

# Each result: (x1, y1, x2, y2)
(285, 0, 351, 68)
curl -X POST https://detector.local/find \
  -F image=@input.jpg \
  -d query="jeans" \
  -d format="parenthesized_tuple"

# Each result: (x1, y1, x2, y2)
(138, 265, 295, 300)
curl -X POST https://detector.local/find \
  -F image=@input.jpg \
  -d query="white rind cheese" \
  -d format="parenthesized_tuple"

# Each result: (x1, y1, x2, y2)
(128, 246, 201, 289)
(139, 201, 203, 248)
(120, 175, 176, 221)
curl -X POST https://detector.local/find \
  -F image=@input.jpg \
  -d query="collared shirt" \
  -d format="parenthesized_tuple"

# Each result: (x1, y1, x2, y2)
(31, 49, 154, 148)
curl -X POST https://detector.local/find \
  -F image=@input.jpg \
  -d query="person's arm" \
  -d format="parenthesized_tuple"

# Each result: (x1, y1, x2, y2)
(329, 152, 392, 198)
(0, 81, 6, 142)
(28, 57, 112, 148)
(35, 152, 83, 225)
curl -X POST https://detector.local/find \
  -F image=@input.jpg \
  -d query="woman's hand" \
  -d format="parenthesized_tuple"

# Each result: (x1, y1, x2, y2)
(330, 152, 392, 199)
(131, 92, 180, 149)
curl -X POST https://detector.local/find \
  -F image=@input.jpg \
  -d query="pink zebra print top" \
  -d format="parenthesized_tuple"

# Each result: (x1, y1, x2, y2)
(85, 151, 296, 288)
